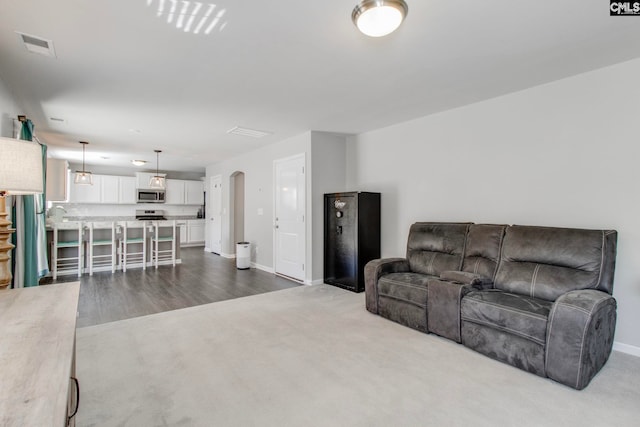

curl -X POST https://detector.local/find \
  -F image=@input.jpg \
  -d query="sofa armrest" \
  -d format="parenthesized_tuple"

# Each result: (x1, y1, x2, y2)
(545, 290, 617, 390)
(427, 278, 481, 343)
(364, 258, 410, 314)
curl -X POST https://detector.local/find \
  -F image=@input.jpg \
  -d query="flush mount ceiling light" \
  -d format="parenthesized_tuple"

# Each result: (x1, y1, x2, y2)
(149, 150, 165, 188)
(131, 159, 147, 166)
(352, 0, 408, 37)
(74, 141, 93, 185)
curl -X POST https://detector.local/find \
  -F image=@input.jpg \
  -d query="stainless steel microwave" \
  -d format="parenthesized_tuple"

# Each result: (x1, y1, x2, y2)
(137, 189, 166, 203)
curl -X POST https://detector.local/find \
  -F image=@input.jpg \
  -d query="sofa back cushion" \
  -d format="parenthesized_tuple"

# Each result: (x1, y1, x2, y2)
(462, 224, 507, 280)
(494, 225, 617, 301)
(406, 222, 470, 276)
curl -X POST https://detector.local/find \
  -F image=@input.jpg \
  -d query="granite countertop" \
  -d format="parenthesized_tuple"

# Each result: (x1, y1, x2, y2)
(50, 215, 204, 222)
(46, 216, 206, 229)
(166, 215, 204, 220)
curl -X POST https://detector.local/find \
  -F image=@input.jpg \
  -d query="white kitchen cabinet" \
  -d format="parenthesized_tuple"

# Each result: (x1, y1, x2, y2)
(187, 219, 206, 244)
(165, 179, 203, 205)
(101, 175, 119, 204)
(46, 159, 68, 202)
(185, 180, 204, 205)
(118, 176, 137, 204)
(165, 179, 185, 204)
(67, 173, 138, 204)
(68, 172, 102, 203)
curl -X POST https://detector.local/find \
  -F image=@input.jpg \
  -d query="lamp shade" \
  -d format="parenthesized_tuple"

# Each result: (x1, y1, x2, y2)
(0, 136, 43, 195)
(149, 175, 165, 188)
(74, 171, 93, 185)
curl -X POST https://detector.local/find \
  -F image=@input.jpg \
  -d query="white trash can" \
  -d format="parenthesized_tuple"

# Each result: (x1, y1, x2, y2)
(236, 242, 251, 270)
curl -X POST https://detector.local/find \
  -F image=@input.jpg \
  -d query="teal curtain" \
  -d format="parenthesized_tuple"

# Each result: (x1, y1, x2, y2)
(11, 119, 48, 287)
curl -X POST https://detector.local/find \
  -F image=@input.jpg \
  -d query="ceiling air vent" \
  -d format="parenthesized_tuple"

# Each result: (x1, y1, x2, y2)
(227, 126, 272, 138)
(16, 31, 56, 57)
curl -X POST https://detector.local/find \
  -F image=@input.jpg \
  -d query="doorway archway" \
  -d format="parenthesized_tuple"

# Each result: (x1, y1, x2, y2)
(229, 171, 245, 255)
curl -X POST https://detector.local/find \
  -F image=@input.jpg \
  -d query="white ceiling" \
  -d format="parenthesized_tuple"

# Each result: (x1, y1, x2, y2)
(1, 1, 639, 173)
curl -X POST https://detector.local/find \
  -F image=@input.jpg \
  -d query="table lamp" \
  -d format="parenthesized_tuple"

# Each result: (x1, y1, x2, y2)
(0, 136, 44, 289)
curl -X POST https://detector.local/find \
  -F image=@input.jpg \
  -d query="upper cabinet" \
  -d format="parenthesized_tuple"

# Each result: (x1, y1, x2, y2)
(46, 159, 69, 202)
(185, 180, 204, 205)
(118, 176, 137, 204)
(61, 173, 202, 205)
(165, 179, 184, 204)
(67, 173, 138, 204)
(165, 179, 204, 205)
(100, 175, 119, 204)
(68, 173, 102, 203)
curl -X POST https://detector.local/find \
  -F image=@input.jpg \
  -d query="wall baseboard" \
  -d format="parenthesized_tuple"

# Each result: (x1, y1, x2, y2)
(220, 252, 235, 259)
(308, 279, 324, 285)
(613, 341, 640, 357)
(252, 263, 274, 274)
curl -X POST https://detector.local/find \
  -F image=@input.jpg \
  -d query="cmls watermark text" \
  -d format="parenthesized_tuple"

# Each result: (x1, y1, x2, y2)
(610, 1, 640, 15)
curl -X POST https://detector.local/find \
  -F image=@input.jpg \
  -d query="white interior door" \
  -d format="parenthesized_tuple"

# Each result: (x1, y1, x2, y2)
(209, 175, 222, 254)
(274, 154, 305, 281)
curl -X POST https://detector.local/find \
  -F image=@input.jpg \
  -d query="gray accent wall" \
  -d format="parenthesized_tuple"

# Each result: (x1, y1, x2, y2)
(345, 58, 640, 353)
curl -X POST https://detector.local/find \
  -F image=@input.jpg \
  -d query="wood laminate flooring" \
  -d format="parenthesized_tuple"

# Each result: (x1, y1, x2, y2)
(44, 247, 301, 328)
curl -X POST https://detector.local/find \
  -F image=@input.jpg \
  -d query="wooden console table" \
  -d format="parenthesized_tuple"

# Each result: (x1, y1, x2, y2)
(0, 282, 80, 426)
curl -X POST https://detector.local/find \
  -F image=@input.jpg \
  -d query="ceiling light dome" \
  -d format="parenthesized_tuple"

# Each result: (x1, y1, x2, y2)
(352, 0, 408, 37)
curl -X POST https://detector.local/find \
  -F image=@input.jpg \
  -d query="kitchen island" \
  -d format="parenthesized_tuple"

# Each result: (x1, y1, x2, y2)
(45, 217, 205, 277)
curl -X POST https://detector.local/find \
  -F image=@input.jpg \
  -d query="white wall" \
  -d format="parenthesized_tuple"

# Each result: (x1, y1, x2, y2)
(206, 131, 347, 283)
(206, 132, 312, 275)
(346, 58, 640, 351)
(0, 74, 19, 138)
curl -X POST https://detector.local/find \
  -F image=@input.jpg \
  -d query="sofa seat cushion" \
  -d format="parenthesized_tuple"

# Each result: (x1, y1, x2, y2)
(378, 272, 433, 307)
(461, 290, 553, 345)
(378, 272, 433, 332)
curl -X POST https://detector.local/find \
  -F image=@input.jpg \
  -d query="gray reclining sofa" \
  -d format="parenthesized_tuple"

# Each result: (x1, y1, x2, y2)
(364, 222, 618, 390)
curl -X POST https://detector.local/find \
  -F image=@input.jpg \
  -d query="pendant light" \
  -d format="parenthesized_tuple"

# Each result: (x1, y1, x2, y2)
(352, 0, 408, 37)
(149, 149, 165, 188)
(74, 141, 93, 185)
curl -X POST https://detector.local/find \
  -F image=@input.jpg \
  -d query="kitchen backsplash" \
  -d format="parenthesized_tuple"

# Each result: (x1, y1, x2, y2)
(49, 203, 200, 218)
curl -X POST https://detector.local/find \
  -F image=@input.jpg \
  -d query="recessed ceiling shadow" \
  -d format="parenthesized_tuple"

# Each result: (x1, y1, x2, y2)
(147, 0, 228, 35)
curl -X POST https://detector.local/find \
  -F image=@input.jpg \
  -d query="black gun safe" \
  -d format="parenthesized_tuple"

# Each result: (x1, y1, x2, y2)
(324, 192, 380, 293)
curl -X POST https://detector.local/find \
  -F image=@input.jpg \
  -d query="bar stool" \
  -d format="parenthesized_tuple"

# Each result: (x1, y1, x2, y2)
(52, 221, 84, 279)
(119, 221, 147, 271)
(151, 220, 176, 268)
(87, 221, 116, 275)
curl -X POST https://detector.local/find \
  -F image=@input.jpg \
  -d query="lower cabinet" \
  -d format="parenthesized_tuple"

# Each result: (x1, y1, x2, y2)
(179, 220, 205, 246)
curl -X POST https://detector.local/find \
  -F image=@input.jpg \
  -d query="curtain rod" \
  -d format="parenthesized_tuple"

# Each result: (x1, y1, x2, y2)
(12, 116, 45, 146)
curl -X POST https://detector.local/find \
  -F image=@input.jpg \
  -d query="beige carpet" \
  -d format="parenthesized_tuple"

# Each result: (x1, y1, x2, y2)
(76, 284, 640, 426)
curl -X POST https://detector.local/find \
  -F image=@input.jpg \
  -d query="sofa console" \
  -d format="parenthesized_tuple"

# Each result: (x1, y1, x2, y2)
(364, 222, 618, 390)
